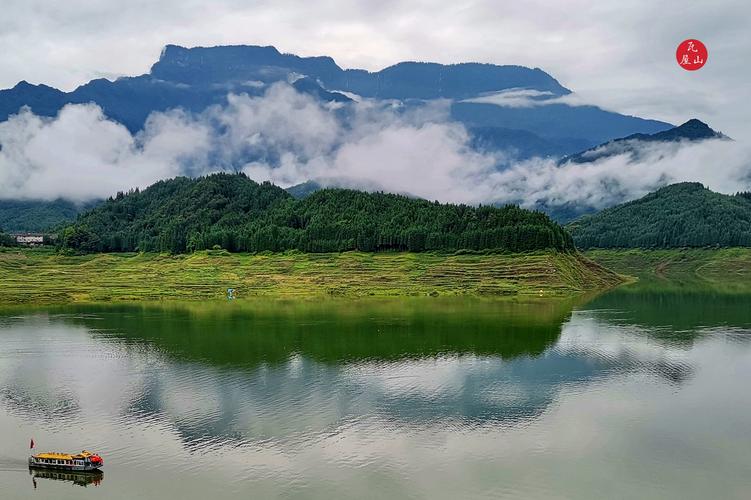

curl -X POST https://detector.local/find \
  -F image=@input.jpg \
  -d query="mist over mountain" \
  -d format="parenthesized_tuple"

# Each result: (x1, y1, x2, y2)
(1, 43, 747, 229)
(0, 44, 669, 155)
(560, 119, 727, 165)
(530, 120, 734, 223)
(0, 199, 99, 232)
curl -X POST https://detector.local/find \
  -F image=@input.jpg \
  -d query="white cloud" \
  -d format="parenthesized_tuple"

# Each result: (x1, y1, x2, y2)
(497, 139, 751, 210)
(1, 83, 749, 213)
(462, 89, 558, 108)
(0, 103, 211, 200)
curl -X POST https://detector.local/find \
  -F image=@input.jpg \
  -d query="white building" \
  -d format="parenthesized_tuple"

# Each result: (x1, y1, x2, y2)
(16, 234, 45, 245)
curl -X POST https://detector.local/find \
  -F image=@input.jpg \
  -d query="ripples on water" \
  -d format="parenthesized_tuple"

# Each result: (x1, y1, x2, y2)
(0, 295, 751, 499)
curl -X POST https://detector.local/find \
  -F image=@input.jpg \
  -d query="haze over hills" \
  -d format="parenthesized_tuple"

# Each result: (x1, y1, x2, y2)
(567, 183, 751, 249)
(534, 119, 731, 224)
(0, 199, 98, 232)
(560, 119, 727, 165)
(2, 43, 743, 237)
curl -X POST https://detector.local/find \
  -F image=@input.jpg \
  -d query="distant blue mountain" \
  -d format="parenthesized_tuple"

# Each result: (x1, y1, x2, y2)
(150, 44, 572, 99)
(469, 126, 591, 159)
(560, 118, 726, 165)
(453, 102, 671, 150)
(0, 44, 671, 154)
(0, 81, 68, 121)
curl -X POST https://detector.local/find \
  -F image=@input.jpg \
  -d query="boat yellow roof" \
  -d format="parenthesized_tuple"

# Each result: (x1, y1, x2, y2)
(33, 450, 95, 460)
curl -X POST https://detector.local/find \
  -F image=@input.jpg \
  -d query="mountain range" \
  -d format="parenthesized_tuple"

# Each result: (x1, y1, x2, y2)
(0, 44, 734, 244)
(1, 44, 671, 159)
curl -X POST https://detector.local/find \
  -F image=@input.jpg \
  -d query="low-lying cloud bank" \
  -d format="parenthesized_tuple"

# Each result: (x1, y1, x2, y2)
(0, 83, 749, 212)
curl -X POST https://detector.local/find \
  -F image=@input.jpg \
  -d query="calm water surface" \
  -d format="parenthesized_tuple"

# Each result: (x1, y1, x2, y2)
(1, 292, 751, 499)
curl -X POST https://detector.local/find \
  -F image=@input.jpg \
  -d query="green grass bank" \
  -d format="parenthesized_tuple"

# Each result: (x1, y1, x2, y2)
(585, 248, 751, 294)
(0, 249, 620, 304)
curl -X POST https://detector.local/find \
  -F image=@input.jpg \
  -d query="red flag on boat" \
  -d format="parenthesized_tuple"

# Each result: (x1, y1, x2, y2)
(30, 438, 34, 449)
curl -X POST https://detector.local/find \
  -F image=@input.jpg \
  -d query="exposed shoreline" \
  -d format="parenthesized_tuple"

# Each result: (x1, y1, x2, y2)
(584, 248, 751, 294)
(0, 249, 621, 305)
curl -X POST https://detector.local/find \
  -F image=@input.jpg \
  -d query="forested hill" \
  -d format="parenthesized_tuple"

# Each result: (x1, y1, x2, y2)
(0, 199, 98, 232)
(59, 173, 573, 254)
(567, 183, 751, 248)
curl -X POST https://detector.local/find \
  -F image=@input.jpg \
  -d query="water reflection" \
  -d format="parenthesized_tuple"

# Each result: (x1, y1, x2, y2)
(0, 299, 697, 444)
(30, 469, 103, 488)
(586, 289, 751, 335)
(1, 294, 750, 499)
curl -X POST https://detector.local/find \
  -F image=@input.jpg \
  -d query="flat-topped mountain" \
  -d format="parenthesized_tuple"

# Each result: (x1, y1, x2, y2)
(0, 43, 670, 153)
(151, 44, 571, 99)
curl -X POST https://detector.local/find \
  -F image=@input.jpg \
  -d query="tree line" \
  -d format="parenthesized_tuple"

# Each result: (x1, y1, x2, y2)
(59, 173, 574, 254)
(568, 182, 751, 248)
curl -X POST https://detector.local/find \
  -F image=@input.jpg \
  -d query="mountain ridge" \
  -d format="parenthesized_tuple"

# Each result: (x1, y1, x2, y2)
(560, 118, 726, 165)
(0, 43, 671, 150)
(150, 44, 573, 99)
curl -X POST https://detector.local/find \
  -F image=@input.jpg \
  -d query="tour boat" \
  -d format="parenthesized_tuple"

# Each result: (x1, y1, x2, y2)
(28, 450, 103, 472)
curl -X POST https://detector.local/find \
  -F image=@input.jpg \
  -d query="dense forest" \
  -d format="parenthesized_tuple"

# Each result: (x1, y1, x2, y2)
(567, 183, 751, 248)
(58, 173, 573, 254)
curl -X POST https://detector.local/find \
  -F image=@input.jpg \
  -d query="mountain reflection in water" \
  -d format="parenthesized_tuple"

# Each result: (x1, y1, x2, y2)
(1, 294, 750, 499)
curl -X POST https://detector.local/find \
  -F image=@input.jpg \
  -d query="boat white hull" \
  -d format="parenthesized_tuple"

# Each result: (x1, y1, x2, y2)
(28, 457, 102, 472)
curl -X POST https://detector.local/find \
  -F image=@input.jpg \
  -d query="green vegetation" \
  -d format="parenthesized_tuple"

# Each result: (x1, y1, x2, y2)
(3, 299, 576, 366)
(568, 183, 751, 248)
(0, 230, 16, 247)
(59, 173, 573, 254)
(0, 248, 620, 304)
(585, 248, 751, 294)
(0, 198, 97, 232)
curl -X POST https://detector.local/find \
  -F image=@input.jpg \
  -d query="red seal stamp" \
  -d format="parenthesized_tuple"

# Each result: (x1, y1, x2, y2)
(676, 39, 708, 71)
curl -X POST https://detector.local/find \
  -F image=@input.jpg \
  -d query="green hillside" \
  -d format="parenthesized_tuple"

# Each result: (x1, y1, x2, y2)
(0, 198, 97, 232)
(567, 183, 751, 248)
(59, 173, 573, 254)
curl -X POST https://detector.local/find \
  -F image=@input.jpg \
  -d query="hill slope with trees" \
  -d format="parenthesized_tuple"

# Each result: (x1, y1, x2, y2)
(567, 183, 751, 248)
(0, 199, 99, 232)
(60, 173, 574, 254)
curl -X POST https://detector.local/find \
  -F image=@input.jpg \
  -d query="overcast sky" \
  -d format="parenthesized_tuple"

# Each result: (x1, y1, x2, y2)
(0, 0, 748, 138)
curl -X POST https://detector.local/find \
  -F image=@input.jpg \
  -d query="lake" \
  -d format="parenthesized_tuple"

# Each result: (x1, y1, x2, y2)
(1, 291, 751, 499)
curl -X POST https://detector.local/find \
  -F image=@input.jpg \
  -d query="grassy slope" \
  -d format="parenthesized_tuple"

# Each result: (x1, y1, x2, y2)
(0, 249, 620, 304)
(585, 248, 751, 293)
